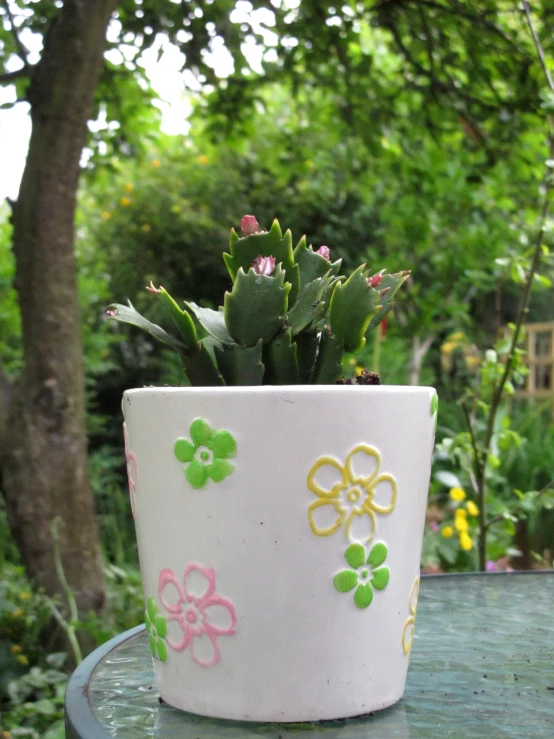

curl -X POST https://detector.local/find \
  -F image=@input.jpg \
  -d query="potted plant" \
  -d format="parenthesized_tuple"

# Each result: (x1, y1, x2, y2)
(107, 215, 436, 722)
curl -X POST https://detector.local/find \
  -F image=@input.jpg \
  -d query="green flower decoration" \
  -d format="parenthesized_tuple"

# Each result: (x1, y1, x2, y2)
(174, 417, 237, 489)
(431, 392, 439, 435)
(333, 541, 390, 609)
(145, 596, 168, 662)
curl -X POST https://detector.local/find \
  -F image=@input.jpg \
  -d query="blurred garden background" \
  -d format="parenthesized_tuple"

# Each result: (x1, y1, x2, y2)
(1, 1, 554, 736)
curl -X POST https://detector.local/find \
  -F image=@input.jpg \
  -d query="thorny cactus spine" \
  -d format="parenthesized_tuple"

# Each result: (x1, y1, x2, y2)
(106, 215, 410, 386)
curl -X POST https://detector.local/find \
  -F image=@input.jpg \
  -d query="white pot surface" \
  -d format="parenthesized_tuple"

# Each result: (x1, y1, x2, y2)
(123, 385, 436, 722)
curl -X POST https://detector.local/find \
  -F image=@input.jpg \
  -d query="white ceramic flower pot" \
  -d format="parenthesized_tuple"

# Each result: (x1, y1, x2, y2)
(123, 385, 436, 722)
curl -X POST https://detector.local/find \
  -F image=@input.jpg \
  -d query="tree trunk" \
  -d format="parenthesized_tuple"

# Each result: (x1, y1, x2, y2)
(0, 0, 117, 614)
(407, 335, 435, 386)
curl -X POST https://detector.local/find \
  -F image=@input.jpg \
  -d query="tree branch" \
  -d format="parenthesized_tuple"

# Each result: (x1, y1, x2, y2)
(0, 67, 32, 84)
(1, 0, 31, 67)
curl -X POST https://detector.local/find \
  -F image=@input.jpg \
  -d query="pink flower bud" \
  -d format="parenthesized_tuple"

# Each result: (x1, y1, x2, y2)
(368, 274, 383, 288)
(241, 215, 259, 236)
(315, 245, 331, 261)
(146, 281, 161, 294)
(251, 255, 276, 276)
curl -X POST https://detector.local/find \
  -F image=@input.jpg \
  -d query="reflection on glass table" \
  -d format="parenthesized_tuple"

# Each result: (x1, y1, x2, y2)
(65, 573, 554, 739)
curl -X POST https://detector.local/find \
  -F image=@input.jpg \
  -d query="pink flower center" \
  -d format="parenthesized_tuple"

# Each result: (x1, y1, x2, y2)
(186, 608, 198, 624)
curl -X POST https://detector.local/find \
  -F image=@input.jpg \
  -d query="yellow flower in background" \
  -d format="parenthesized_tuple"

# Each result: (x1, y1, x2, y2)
(16, 655, 28, 665)
(449, 331, 465, 342)
(152, 158, 161, 168)
(11, 608, 23, 618)
(355, 366, 363, 376)
(120, 196, 131, 207)
(449, 487, 466, 502)
(197, 155, 208, 165)
(124, 183, 134, 193)
(101, 210, 111, 220)
(455, 508, 467, 519)
(19, 592, 30, 600)
(442, 526, 453, 538)
(460, 531, 473, 551)
(455, 516, 469, 533)
(10, 644, 22, 654)
(142, 224, 151, 232)
(466, 500, 479, 516)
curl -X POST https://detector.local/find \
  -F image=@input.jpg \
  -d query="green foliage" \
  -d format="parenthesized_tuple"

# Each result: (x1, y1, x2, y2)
(0, 560, 145, 738)
(108, 218, 408, 385)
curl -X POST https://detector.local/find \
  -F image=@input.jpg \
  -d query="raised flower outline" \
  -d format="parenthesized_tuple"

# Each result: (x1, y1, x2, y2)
(123, 422, 137, 517)
(431, 392, 439, 436)
(174, 418, 237, 489)
(333, 541, 391, 609)
(307, 444, 397, 543)
(402, 576, 420, 655)
(145, 596, 168, 662)
(158, 564, 237, 667)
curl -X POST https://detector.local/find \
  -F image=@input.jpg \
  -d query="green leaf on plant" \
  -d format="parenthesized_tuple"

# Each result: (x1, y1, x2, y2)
(293, 235, 342, 289)
(287, 275, 331, 335)
(330, 265, 379, 352)
(224, 218, 300, 299)
(185, 302, 235, 345)
(107, 301, 186, 352)
(263, 329, 299, 384)
(312, 328, 343, 384)
(224, 265, 290, 346)
(214, 340, 265, 386)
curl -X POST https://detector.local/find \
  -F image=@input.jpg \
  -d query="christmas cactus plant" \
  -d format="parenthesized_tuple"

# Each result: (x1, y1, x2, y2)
(107, 215, 410, 386)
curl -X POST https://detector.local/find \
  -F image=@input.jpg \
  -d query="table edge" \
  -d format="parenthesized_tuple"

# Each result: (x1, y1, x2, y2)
(65, 623, 146, 739)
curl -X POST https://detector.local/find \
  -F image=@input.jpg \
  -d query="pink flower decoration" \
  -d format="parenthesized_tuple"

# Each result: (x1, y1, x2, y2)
(241, 214, 259, 236)
(158, 564, 237, 667)
(315, 245, 331, 261)
(123, 422, 137, 517)
(251, 255, 276, 276)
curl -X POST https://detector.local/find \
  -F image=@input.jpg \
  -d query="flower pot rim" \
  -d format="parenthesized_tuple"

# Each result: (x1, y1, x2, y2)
(124, 384, 435, 397)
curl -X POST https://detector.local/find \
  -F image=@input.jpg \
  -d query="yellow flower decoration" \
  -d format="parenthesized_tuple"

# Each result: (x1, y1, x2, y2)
(449, 486, 466, 502)
(466, 500, 479, 516)
(460, 531, 473, 551)
(402, 576, 420, 655)
(307, 444, 397, 544)
(442, 526, 453, 538)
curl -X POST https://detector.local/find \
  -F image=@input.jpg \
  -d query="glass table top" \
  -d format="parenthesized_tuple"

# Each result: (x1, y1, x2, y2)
(66, 573, 554, 739)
